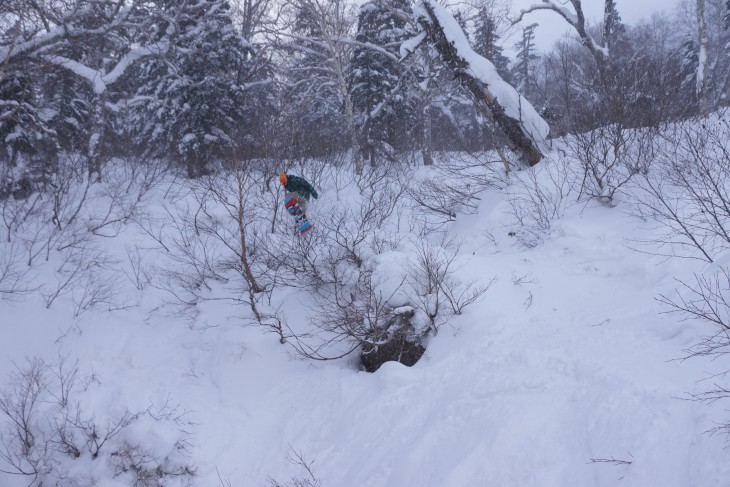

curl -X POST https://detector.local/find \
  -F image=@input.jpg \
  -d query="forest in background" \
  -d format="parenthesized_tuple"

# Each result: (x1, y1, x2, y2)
(1, 0, 728, 186)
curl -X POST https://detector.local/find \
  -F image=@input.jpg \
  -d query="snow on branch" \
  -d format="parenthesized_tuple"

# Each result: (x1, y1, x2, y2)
(399, 32, 427, 60)
(42, 55, 108, 94)
(415, 0, 549, 165)
(102, 39, 171, 87)
(42, 40, 170, 94)
(514, 0, 608, 64)
(0, 28, 65, 66)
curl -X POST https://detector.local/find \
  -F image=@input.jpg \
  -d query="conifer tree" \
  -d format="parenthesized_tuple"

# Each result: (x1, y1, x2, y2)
(603, 0, 626, 55)
(129, 0, 266, 177)
(350, 0, 416, 165)
(512, 23, 539, 101)
(473, 8, 511, 82)
(0, 70, 56, 196)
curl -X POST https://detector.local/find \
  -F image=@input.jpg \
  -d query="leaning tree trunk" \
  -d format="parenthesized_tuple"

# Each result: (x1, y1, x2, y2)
(416, 0, 547, 165)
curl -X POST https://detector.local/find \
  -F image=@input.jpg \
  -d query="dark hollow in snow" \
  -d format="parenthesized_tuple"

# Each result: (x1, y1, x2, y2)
(360, 308, 426, 372)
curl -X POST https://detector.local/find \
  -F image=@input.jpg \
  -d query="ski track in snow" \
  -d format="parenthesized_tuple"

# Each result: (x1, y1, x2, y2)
(2, 158, 730, 486)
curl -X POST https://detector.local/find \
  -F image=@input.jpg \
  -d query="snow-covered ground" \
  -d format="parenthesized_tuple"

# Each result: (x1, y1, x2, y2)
(2, 148, 730, 486)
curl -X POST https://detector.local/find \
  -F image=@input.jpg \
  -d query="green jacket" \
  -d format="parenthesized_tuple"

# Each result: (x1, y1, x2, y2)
(284, 175, 318, 201)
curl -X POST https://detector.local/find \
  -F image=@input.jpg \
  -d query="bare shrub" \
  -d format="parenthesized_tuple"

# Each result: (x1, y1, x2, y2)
(506, 156, 575, 247)
(0, 243, 35, 300)
(41, 245, 122, 316)
(0, 357, 196, 486)
(408, 151, 509, 231)
(292, 268, 411, 361)
(0, 358, 50, 483)
(154, 199, 229, 316)
(292, 234, 488, 370)
(1, 154, 166, 271)
(153, 163, 290, 334)
(266, 447, 320, 487)
(408, 236, 491, 334)
(630, 118, 730, 262)
(658, 269, 730, 359)
(110, 439, 197, 487)
(657, 268, 730, 436)
(123, 245, 153, 291)
(566, 123, 655, 205)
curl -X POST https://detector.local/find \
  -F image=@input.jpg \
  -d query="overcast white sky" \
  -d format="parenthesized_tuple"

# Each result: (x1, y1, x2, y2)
(509, 0, 681, 52)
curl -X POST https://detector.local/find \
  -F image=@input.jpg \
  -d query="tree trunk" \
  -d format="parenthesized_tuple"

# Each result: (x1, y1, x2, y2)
(236, 173, 262, 294)
(326, 36, 363, 175)
(87, 92, 105, 181)
(696, 0, 710, 115)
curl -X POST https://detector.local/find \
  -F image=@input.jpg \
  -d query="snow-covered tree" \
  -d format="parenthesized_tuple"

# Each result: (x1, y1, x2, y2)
(473, 8, 511, 82)
(512, 23, 540, 102)
(277, 0, 350, 159)
(1, 0, 174, 178)
(415, 0, 549, 165)
(279, 0, 364, 172)
(696, 0, 710, 112)
(602, 0, 625, 55)
(129, 0, 268, 178)
(515, 0, 609, 75)
(0, 73, 50, 165)
(350, 0, 417, 165)
(674, 0, 730, 112)
(716, 0, 730, 103)
(0, 70, 56, 197)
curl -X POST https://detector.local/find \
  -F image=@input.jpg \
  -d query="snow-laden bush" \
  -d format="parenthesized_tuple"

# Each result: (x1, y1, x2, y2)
(295, 232, 490, 371)
(0, 357, 196, 486)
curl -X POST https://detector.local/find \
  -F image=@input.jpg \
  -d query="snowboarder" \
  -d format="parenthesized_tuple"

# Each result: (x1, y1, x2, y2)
(279, 173, 318, 235)
(279, 172, 318, 211)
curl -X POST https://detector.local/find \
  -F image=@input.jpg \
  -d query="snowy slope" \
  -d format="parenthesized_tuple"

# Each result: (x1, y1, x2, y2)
(2, 152, 730, 486)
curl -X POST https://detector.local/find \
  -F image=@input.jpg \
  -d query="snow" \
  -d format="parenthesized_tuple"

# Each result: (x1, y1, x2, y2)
(415, 0, 550, 152)
(43, 55, 108, 94)
(103, 40, 171, 88)
(2, 138, 730, 486)
(518, 2, 580, 30)
(399, 32, 427, 59)
(43, 40, 169, 95)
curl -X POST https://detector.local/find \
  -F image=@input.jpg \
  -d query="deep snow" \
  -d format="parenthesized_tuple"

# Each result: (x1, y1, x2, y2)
(2, 153, 730, 486)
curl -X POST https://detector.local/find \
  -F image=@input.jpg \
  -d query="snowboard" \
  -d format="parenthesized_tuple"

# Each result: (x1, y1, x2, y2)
(284, 196, 313, 235)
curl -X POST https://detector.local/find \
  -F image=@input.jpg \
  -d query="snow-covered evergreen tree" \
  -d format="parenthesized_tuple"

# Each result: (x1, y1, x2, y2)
(0, 70, 56, 197)
(350, 0, 416, 164)
(129, 0, 267, 177)
(0, 73, 50, 166)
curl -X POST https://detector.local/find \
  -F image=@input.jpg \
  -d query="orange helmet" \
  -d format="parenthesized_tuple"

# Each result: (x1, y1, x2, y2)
(279, 172, 287, 186)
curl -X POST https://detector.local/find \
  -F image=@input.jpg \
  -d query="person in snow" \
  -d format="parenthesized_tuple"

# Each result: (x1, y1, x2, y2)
(279, 173, 318, 211)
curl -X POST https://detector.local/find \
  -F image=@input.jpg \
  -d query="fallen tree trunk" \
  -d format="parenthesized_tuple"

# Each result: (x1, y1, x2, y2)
(414, 0, 549, 165)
